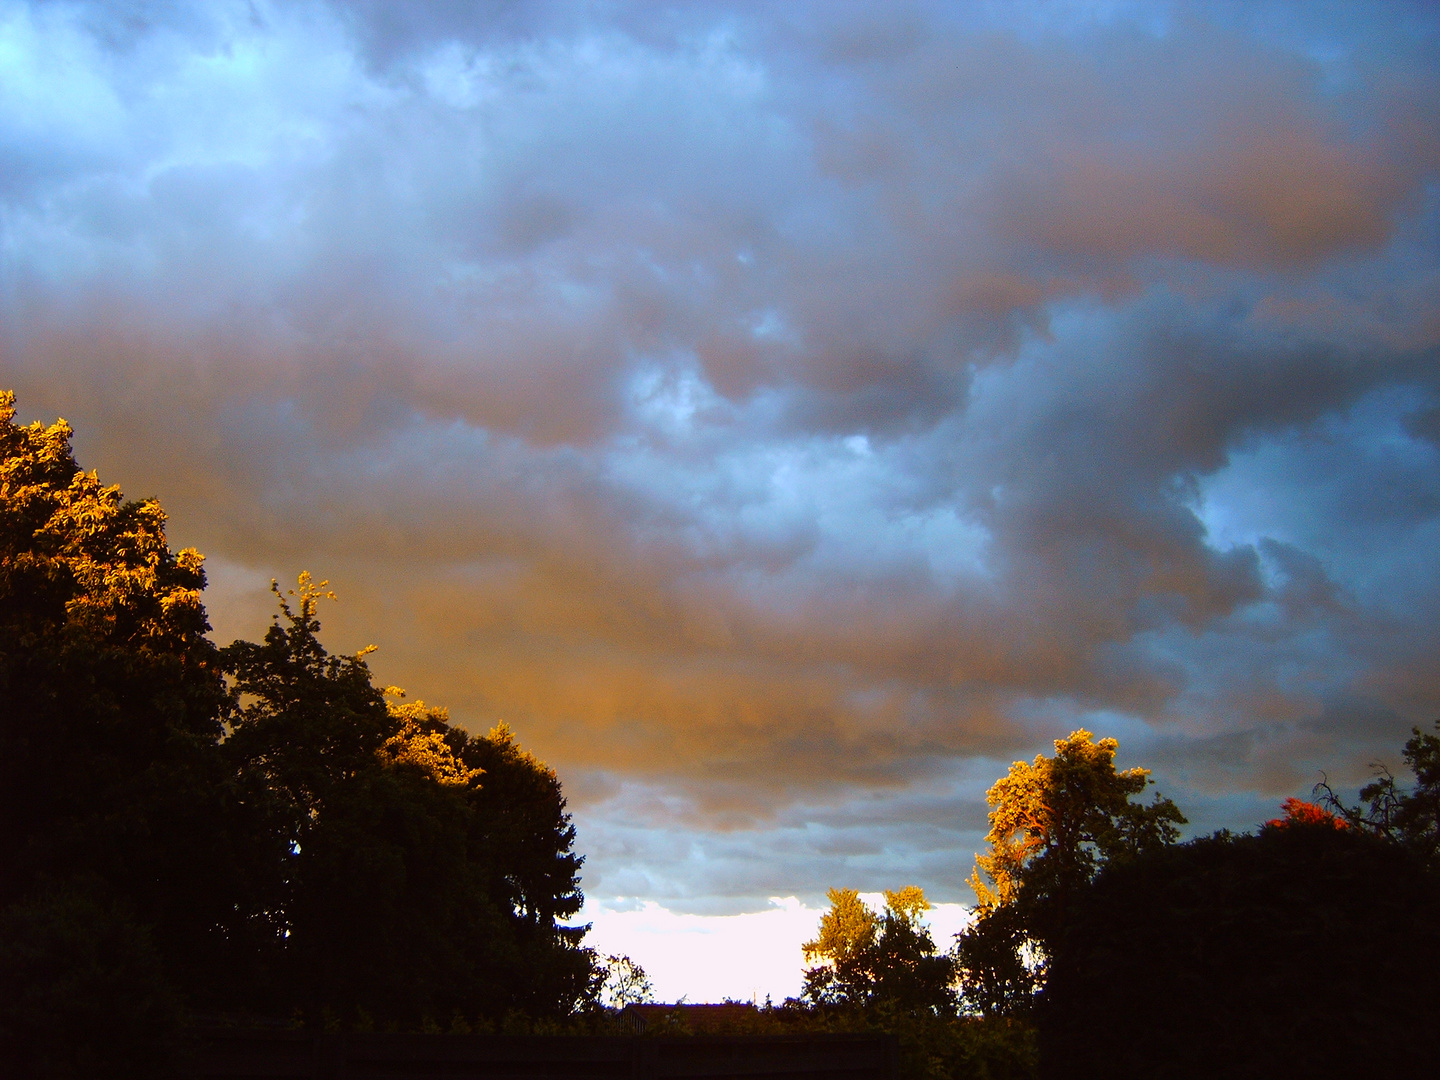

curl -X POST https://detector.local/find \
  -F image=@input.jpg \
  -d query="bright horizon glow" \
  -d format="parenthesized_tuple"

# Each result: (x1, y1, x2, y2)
(578, 895, 975, 1004)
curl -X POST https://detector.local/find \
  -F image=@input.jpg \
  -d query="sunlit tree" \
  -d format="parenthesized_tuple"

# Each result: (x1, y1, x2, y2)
(1265, 797, 1346, 830)
(0, 390, 234, 1070)
(958, 730, 1184, 1015)
(802, 887, 878, 998)
(0, 393, 227, 892)
(802, 887, 956, 1015)
(0, 390, 599, 1048)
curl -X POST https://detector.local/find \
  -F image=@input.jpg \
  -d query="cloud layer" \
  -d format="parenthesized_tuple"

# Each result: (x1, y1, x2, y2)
(3, 0, 1438, 911)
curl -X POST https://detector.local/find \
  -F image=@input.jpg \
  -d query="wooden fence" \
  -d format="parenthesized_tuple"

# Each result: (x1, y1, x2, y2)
(182, 1031, 900, 1080)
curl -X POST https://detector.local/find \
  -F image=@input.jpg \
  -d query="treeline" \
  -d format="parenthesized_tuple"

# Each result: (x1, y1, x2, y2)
(792, 729, 1440, 1078)
(0, 393, 596, 1075)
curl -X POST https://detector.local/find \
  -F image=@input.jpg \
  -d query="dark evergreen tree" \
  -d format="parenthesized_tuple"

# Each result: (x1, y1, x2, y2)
(221, 574, 595, 1024)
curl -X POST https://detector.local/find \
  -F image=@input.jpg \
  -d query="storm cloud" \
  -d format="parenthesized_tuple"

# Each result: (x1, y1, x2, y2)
(3, 0, 1438, 910)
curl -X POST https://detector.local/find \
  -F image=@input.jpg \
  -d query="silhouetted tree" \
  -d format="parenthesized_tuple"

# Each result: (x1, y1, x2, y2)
(222, 577, 595, 1024)
(0, 391, 598, 1054)
(1317, 718, 1440, 870)
(598, 954, 654, 1008)
(1038, 820, 1440, 1078)
(458, 719, 594, 1016)
(951, 905, 1038, 1020)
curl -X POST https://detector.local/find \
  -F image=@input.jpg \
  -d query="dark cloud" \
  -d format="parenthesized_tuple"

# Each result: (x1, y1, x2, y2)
(2, 0, 1438, 911)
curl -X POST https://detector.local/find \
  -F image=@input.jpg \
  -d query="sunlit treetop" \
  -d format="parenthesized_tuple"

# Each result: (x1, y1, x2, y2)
(801, 885, 955, 1014)
(802, 887, 877, 969)
(1266, 797, 1347, 831)
(882, 885, 930, 926)
(382, 694, 483, 788)
(0, 391, 223, 763)
(0, 389, 212, 654)
(969, 729, 1185, 914)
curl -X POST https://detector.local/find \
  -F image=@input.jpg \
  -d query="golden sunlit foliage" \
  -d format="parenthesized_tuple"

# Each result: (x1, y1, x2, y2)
(802, 888, 878, 970)
(802, 886, 955, 1016)
(382, 696, 484, 788)
(0, 391, 212, 651)
(883, 885, 930, 925)
(968, 730, 1182, 915)
(957, 730, 1184, 1017)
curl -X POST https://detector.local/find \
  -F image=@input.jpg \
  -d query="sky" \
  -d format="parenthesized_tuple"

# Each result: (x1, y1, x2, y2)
(2, 0, 1439, 1001)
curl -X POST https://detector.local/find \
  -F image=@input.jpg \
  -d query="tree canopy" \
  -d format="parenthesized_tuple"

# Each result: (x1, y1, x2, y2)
(1318, 718, 1440, 870)
(0, 392, 597, 1073)
(957, 730, 1184, 1016)
(968, 730, 1185, 920)
(1038, 821, 1440, 1078)
(216, 575, 594, 1023)
(802, 887, 957, 1016)
(0, 391, 236, 1037)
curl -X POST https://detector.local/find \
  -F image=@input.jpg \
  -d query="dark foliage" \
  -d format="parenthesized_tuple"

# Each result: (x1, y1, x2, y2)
(607, 1000, 1037, 1080)
(0, 391, 244, 1008)
(952, 905, 1039, 1021)
(862, 908, 960, 1016)
(1318, 719, 1440, 870)
(1039, 822, 1440, 1078)
(218, 577, 597, 1026)
(0, 392, 598, 1071)
(783, 1006, 1038, 1080)
(459, 723, 594, 1016)
(0, 881, 181, 1079)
